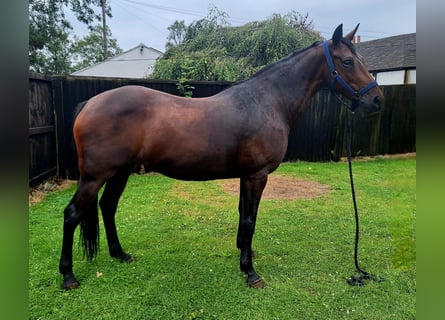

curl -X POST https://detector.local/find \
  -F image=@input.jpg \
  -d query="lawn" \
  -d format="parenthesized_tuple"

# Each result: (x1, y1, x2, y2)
(29, 158, 416, 319)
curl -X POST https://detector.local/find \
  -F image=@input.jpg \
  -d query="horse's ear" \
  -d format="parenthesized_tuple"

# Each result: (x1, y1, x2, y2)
(332, 24, 343, 45)
(345, 23, 360, 41)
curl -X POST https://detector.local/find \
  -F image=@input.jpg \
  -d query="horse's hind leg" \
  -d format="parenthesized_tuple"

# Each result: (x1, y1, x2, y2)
(237, 173, 268, 288)
(59, 178, 103, 289)
(99, 167, 133, 262)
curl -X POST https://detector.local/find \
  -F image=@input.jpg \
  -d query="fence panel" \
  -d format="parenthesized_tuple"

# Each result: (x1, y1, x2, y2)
(29, 74, 57, 185)
(285, 88, 342, 162)
(285, 84, 416, 161)
(385, 85, 416, 154)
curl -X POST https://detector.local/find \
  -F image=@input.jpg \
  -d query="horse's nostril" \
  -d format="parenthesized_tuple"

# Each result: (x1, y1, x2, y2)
(373, 96, 382, 108)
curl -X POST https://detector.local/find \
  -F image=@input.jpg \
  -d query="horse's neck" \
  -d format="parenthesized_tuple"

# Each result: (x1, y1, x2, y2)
(250, 47, 326, 127)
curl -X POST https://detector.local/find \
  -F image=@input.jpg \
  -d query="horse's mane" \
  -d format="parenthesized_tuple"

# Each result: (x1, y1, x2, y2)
(226, 38, 360, 90)
(250, 41, 322, 79)
(228, 41, 322, 89)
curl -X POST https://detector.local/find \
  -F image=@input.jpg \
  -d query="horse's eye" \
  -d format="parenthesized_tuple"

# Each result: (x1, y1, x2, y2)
(342, 59, 354, 68)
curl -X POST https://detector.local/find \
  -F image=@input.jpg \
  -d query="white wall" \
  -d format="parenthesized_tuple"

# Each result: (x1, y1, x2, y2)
(406, 69, 416, 84)
(375, 69, 416, 85)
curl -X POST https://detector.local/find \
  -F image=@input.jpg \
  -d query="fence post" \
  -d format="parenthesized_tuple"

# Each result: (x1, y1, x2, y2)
(52, 76, 67, 179)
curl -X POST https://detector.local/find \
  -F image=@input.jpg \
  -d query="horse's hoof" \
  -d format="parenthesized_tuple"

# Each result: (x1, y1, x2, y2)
(62, 279, 80, 290)
(62, 273, 80, 290)
(113, 252, 134, 262)
(122, 253, 134, 262)
(248, 277, 265, 289)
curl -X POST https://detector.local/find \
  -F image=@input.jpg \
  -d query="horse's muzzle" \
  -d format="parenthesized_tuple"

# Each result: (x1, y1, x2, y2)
(362, 93, 383, 114)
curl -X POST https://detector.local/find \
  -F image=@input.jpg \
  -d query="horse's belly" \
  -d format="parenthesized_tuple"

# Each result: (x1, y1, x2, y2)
(144, 152, 242, 181)
(143, 146, 282, 181)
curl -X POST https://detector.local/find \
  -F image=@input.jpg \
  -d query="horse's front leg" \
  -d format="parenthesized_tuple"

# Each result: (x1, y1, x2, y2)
(237, 173, 268, 288)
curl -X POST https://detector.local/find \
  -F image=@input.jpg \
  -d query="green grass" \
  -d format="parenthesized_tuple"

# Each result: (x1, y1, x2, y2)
(29, 159, 416, 319)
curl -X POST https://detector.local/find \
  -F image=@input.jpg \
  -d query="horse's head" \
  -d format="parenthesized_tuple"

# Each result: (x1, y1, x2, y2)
(323, 24, 384, 113)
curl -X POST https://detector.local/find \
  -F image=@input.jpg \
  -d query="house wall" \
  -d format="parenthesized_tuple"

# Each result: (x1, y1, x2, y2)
(406, 69, 416, 84)
(73, 46, 162, 78)
(376, 70, 404, 85)
(375, 69, 416, 85)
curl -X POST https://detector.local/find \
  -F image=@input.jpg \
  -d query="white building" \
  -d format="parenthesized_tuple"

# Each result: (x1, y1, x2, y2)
(356, 33, 416, 85)
(72, 44, 163, 78)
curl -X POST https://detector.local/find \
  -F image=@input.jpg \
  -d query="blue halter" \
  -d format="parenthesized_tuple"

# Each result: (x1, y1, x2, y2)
(323, 40, 378, 112)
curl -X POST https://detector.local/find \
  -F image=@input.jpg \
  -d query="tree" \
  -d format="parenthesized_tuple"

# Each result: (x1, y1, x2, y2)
(166, 20, 187, 50)
(71, 25, 123, 71)
(151, 9, 323, 82)
(29, 0, 113, 74)
(29, 0, 73, 73)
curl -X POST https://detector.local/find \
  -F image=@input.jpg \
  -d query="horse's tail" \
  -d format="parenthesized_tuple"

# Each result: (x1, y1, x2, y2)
(67, 100, 89, 179)
(73, 99, 100, 260)
(79, 194, 100, 261)
(74, 100, 88, 119)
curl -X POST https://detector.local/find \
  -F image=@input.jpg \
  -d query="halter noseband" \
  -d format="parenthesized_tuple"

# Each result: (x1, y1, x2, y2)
(323, 40, 378, 112)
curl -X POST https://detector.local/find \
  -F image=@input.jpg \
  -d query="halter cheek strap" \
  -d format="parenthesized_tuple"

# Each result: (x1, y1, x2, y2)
(323, 41, 378, 112)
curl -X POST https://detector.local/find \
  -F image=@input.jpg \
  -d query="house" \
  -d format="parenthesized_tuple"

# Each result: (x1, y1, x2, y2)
(72, 44, 163, 78)
(356, 33, 416, 85)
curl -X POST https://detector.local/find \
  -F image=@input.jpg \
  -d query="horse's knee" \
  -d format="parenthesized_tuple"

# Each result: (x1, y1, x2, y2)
(241, 220, 255, 231)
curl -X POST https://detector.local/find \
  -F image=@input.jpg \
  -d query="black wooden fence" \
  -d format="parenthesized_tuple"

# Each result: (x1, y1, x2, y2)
(29, 73, 416, 184)
(29, 74, 57, 185)
(286, 85, 416, 161)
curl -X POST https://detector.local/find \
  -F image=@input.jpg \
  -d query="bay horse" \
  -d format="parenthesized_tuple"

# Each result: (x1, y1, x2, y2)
(59, 24, 383, 290)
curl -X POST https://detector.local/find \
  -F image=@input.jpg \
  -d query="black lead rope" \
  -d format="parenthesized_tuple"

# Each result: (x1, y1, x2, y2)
(345, 108, 385, 286)
(323, 39, 383, 285)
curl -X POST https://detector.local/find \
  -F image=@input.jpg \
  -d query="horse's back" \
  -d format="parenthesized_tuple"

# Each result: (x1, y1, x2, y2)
(79, 85, 177, 115)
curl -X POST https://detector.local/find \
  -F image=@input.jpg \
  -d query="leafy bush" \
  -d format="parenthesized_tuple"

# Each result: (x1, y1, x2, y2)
(151, 10, 323, 82)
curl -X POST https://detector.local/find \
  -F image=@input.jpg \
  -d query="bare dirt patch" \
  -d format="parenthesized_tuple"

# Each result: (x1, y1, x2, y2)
(219, 175, 330, 200)
(29, 178, 76, 206)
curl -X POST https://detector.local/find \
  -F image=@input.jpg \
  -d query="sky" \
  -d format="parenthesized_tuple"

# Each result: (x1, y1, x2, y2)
(67, 0, 416, 52)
